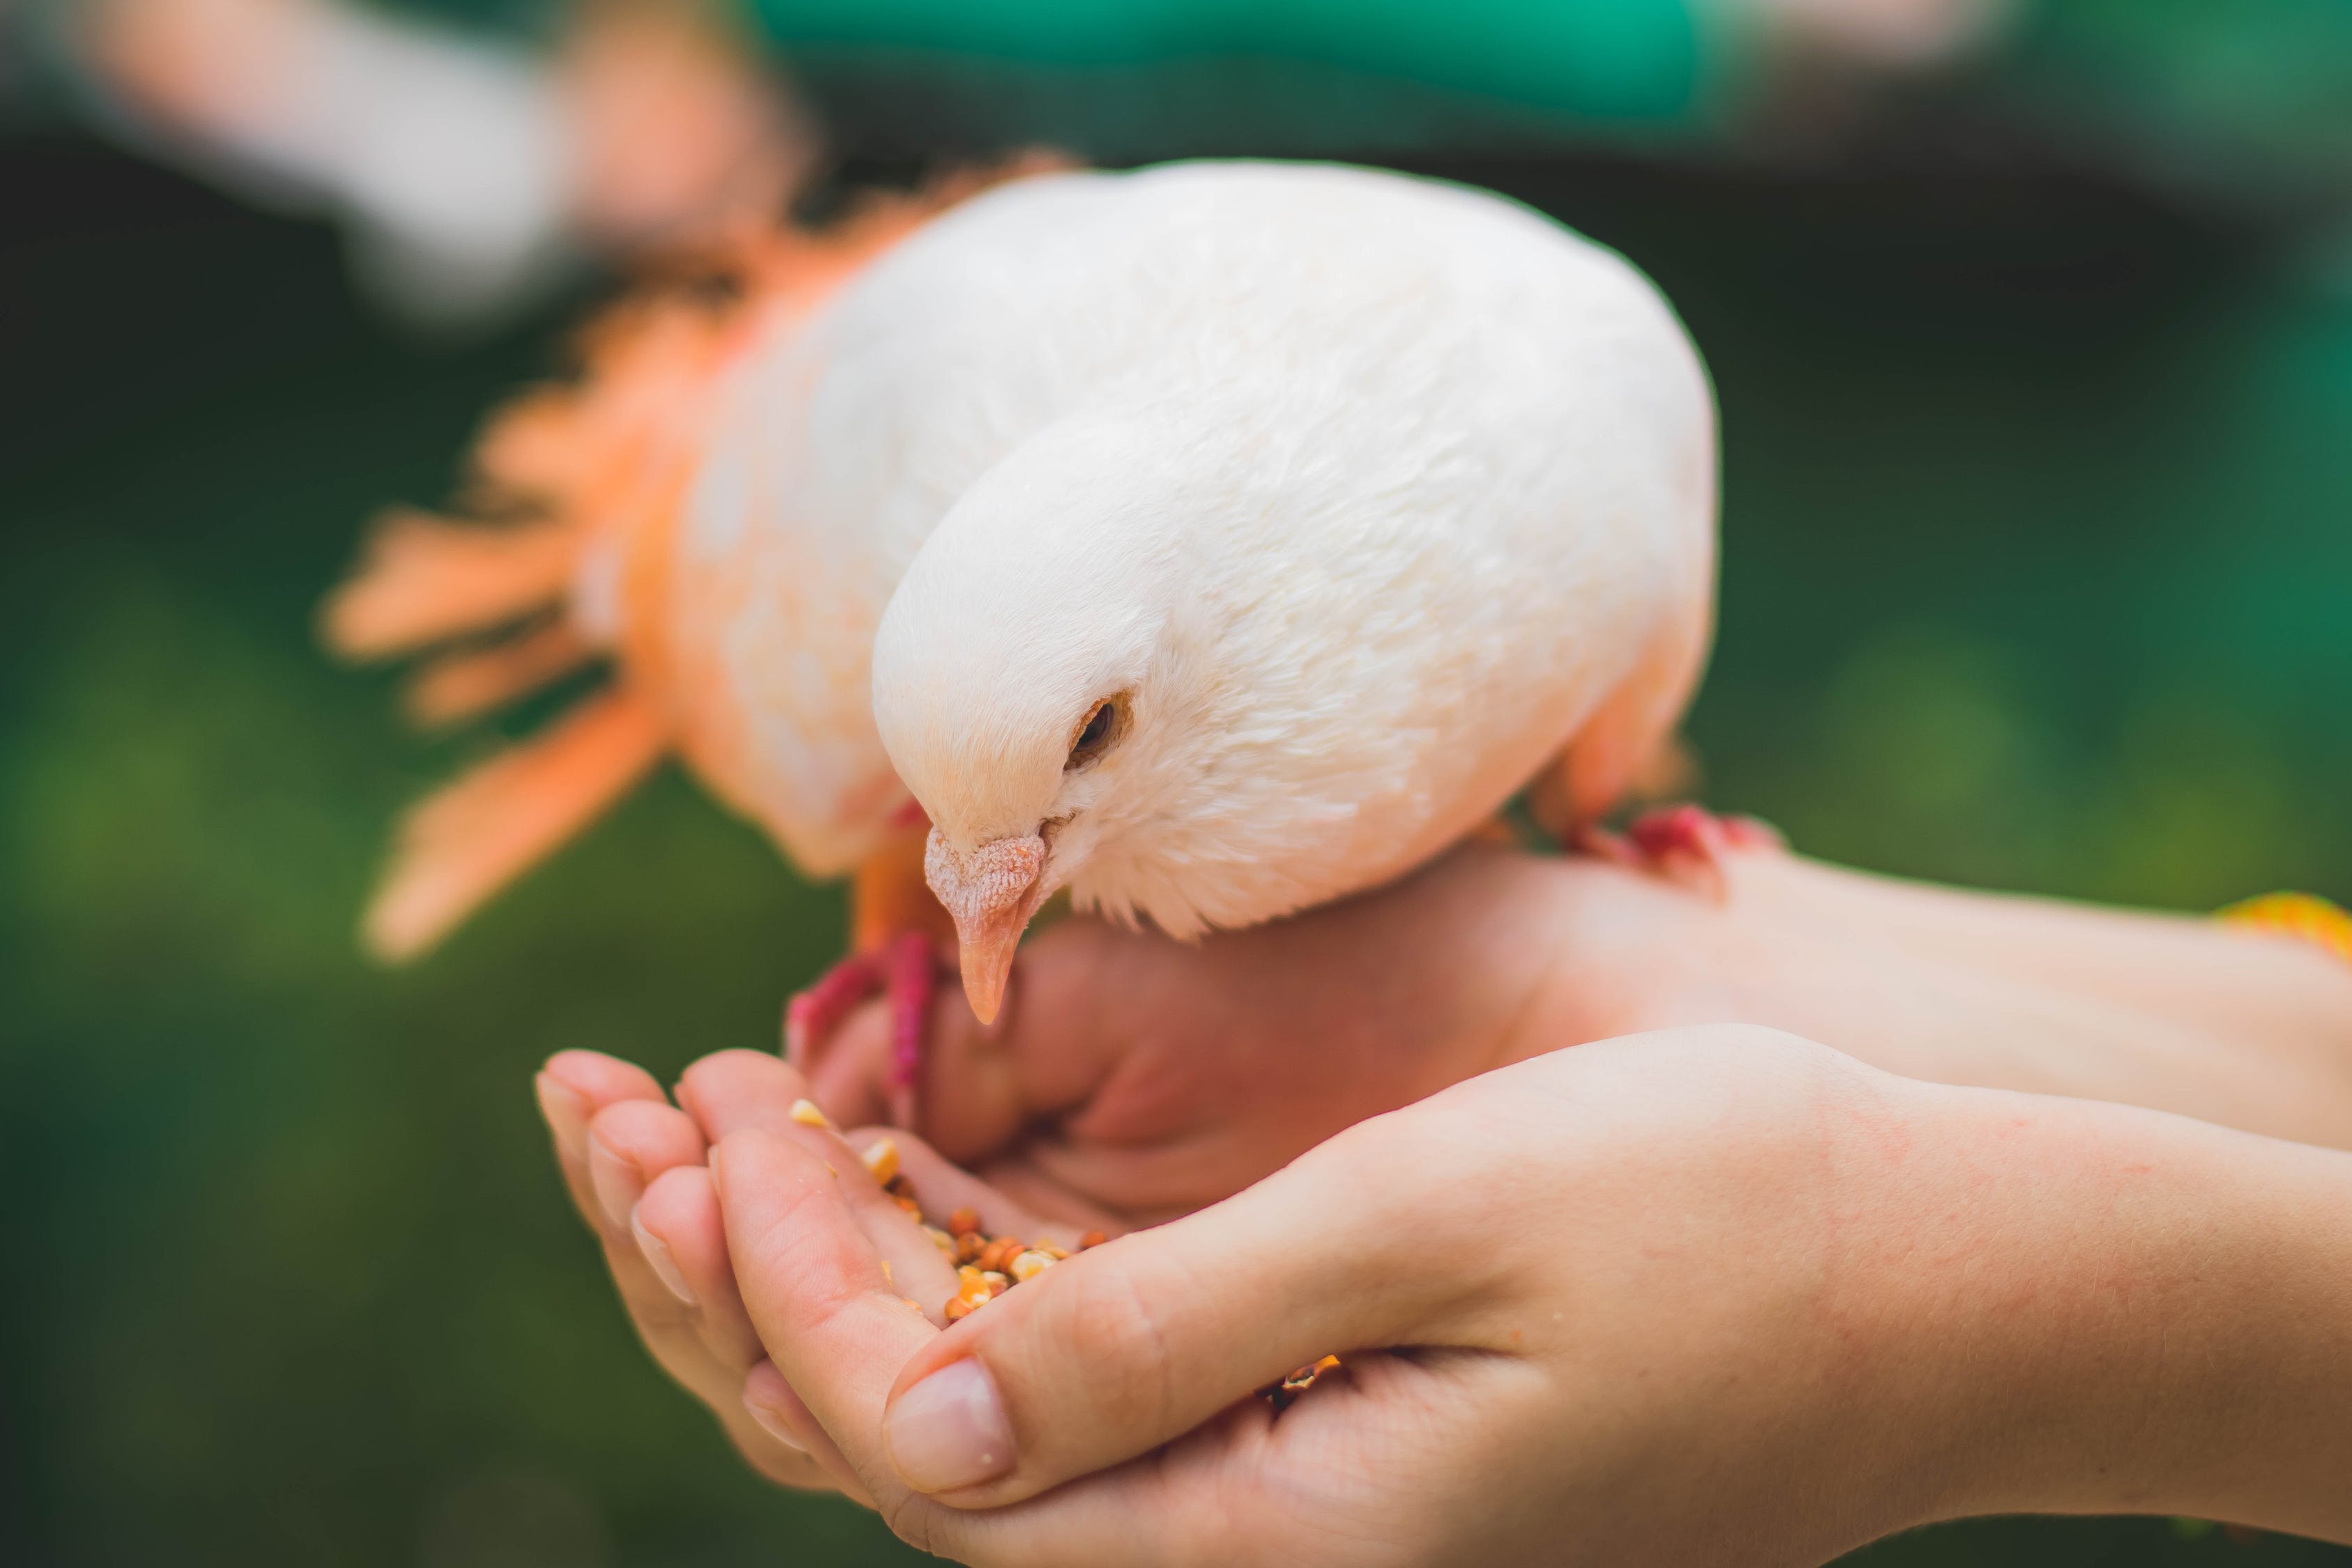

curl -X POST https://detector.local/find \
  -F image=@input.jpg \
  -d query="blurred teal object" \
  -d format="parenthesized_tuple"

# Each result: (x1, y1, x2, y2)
(750, 0, 1712, 126)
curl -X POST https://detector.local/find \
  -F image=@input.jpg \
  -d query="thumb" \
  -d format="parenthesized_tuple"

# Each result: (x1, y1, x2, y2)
(879, 1124, 1468, 1508)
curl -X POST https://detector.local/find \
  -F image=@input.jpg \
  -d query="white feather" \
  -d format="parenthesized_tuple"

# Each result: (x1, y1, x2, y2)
(672, 160, 1716, 932)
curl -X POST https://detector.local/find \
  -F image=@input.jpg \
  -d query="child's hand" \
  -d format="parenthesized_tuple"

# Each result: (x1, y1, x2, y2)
(688, 1027, 2352, 1564)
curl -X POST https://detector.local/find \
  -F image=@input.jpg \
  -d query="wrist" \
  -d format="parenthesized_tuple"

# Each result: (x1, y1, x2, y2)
(1494, 854, 1728, 1066)
(1850, 1084, 2352, 1540)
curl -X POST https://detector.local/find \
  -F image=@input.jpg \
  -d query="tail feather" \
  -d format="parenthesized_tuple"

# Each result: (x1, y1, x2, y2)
(322, 508, 581, 660)
(469, 387, 598, 507)
(404, 620, 595, 729)
(362, 689, 667, 961)
(329, 153, 1077, 960)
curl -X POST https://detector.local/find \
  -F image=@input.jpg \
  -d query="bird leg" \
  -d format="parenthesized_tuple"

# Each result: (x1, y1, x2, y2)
(1568, 804, 1783, 903)
(785, 948, 884, 1061)
(784, 825, 955, 1128)
(882, 929, 937, 1128)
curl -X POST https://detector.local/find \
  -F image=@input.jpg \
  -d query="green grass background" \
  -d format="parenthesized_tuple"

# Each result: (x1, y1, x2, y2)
(3, 128, 2349, 1566)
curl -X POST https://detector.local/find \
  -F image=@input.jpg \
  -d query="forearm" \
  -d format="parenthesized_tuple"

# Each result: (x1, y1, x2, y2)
(1687, 856, 2352, 1148)
(1815, 861, 2352, 1109)
(1874, 1084, 2352, 1541)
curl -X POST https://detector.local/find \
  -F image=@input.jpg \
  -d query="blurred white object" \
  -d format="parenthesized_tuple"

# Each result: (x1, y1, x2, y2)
(73, 0, 807, 325)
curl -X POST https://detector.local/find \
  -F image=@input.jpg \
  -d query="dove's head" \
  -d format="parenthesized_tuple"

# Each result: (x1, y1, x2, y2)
(872, 413, 1271, 1023)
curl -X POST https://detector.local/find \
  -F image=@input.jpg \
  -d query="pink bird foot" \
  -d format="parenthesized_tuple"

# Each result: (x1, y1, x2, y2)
(1570, 804, 1783, 902)
(784, 930, 940, 1127)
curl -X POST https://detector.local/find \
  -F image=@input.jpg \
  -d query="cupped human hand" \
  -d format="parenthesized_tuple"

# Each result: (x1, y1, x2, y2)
(534, 834, 2352, 1533)
(693, 1024, 1921, 1567)
(700, 1026, 2352, 1567)
(793, 841, 1725, 1227)
(806, 836, 2352, 1192)
(530, 840, 1719, 1496)
(533, 1050, 871, 1497)
(537, 1043, 1119, 1501)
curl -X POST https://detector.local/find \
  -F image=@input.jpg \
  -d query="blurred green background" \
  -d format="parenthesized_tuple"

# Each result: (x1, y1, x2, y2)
(6, 6, 2352, 1565)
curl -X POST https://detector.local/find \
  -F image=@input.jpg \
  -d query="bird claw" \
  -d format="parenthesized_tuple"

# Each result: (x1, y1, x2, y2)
(783, 930, 943, 1128)
(1571, 804, 1783, 902)
(884, 930, 935, 1127)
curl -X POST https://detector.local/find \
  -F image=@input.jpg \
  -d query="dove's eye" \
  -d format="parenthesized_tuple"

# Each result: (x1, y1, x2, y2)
(1066, 697, 1124, 771)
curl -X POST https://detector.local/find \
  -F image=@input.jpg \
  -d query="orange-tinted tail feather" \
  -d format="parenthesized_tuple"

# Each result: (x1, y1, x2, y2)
(363, 689, 667, 961)
(403, 620, 596, 729)
(321, 508, 582, 661)
(329, 152, 1075, 961)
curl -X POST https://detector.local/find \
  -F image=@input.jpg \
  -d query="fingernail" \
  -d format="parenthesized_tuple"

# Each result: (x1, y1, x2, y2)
(884, 1359, 1015, 1493)
(743, 1388, 808, 1454)
(535, 1074, 588, 1148)
(587, 1135, 640, 1232)
(631, 1202, 696, 1306)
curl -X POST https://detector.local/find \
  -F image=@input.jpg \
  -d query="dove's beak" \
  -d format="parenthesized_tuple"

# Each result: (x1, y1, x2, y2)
(923, 827, 1049, 1025)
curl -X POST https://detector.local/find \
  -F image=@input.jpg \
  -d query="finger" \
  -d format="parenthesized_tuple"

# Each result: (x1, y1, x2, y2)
(590, 1187, 750, 1413)
(707, 1360, 862, 1497)
(712, 1130, 946, 1498)
(717, 1397, 856, 1496)
(962, 1152, 1128, 1238)
(788, 1122, 963, 1325)
(583, 1098, 739, 1378)
(712, 1126, 1059, 1558)
(878, 1128, 1467, 1507)
(850, 1128, 1101, 1247)
(585, 1098, 707, 1236)
(742, 1359, 877, 1505)
(538, 1059, 859, 1502)
(634, 1163, 762, 1367)
(598, 1190, 850, 1499)
(543, 1071, 795, 1424)
(535, 1054, 726, 1385)
(675, 1047, 821, 1142)
(620, 1254, 847, 1499)
(579, 1096, 718, 1358)
(592, 1216, 754, 1415)
(537, 1050, 668, 1228)
(678, 1052, 967, 1318)
(714, 1130, 1274, 1567)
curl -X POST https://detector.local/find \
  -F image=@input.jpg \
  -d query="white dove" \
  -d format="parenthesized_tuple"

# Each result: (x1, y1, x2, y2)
(325, 157, 1730, 1122)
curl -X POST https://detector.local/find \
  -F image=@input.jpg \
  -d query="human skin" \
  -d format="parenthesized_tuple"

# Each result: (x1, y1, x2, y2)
(790, 843, 2352, 1216)
(535, 843, 2352, 1530)
(576, 1029, 2352, 1565)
